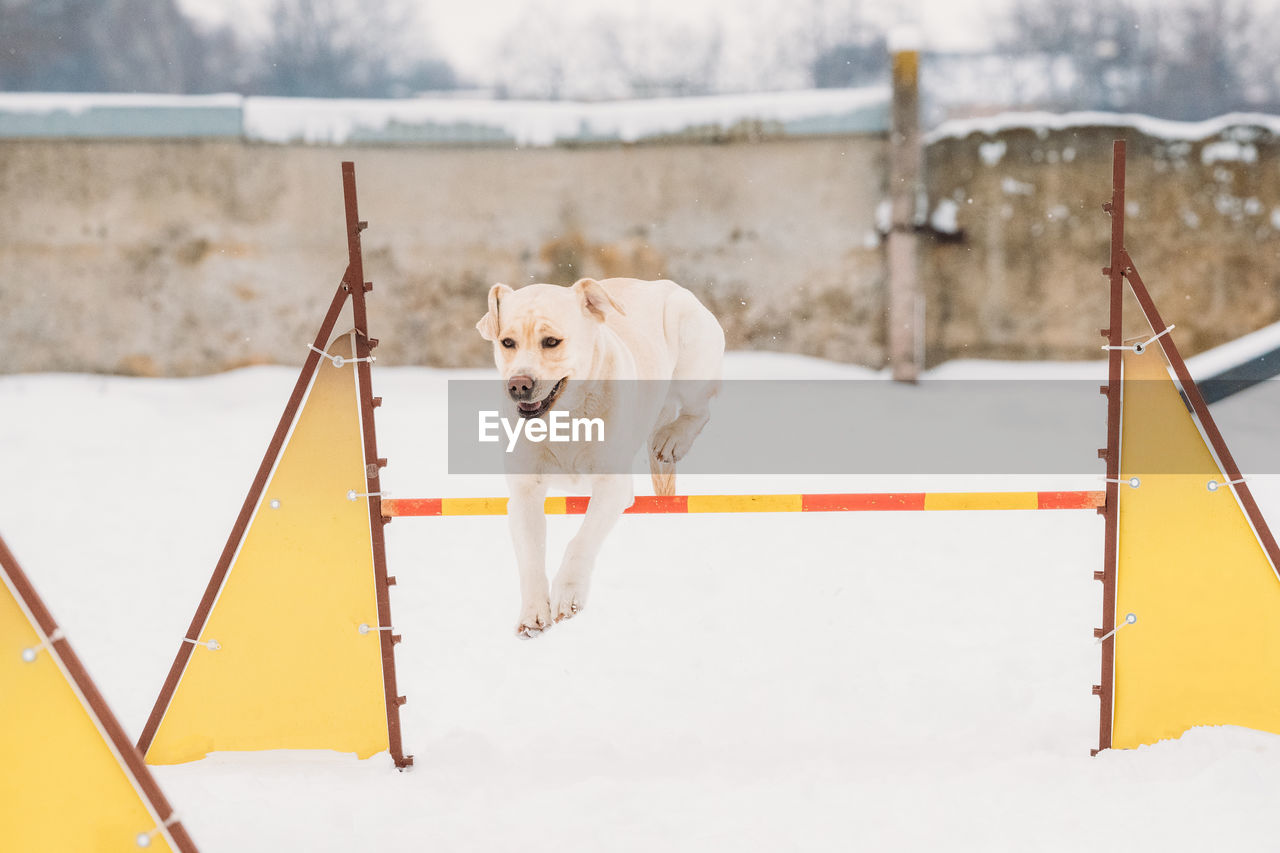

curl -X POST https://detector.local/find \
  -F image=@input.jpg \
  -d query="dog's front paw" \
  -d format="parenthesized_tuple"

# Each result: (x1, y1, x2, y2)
(551, 577, 589, 624)
(515, 598, 552, 639)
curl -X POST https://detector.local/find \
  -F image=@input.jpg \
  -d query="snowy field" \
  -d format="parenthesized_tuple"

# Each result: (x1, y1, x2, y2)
(4, 350, 1280, 852)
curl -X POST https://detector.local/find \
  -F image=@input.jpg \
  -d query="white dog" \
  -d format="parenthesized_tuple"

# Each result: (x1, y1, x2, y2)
(476, 277, 724, 638)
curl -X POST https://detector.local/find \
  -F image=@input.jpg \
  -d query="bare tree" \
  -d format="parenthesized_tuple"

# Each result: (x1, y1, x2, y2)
(1001, 0, 1279, 118)
(494, 6, 725, 101)
(1001, 0, 1149, 110)
(492, 3, 574, 99)
(812, 35, 887, 89)
(0, 0, 246, 93)
(255, 0, 456, 97)
(1143, 0, 1259, 119)
(0, 0, 94, 91)
(91, 0, 234, 92)
(599, 13, 725, 98)
(259, 0, 381, 97)
(770, 0, 886, 90)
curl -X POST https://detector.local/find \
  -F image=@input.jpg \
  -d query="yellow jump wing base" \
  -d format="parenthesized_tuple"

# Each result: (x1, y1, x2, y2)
(1111, 349, 1280, 748)
(0, 540, 193, 851)
(145, 333, 388, 764)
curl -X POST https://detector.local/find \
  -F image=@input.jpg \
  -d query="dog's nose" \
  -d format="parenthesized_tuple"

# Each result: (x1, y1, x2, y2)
(507, 374, 534, 399)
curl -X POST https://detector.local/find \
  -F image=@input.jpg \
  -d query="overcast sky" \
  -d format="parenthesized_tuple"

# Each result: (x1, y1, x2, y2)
(179, 0, 1011, 83)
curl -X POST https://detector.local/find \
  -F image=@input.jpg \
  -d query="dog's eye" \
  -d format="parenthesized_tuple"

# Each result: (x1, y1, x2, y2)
(500, 338, 516, 349)
(542, 337, 562, 349)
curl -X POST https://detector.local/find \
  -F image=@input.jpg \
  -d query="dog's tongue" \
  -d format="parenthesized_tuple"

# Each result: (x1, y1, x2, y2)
(518, 400, 541, 413)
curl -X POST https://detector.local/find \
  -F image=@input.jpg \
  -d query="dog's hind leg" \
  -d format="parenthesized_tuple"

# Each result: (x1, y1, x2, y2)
(651, 290, 724, 465)
(650, 374, 721, 464)
(648, 399, 678, 495)
(648, 453, 676, 497)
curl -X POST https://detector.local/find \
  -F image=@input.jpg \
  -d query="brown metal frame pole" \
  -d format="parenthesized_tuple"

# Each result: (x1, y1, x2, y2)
(1093, 140, 1125, 755)
(1, 534, 199, 852)
(341, 162, 413, 769)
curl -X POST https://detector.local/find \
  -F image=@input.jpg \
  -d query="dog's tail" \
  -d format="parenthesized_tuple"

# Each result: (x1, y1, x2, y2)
(649, 454, 676, 497)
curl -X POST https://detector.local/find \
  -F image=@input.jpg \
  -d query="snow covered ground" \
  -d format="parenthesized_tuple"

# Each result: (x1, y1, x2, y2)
(4, 351, 1280, 852)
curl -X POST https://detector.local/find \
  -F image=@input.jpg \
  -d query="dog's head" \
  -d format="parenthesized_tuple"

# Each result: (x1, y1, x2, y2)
(476, 278, 624, 418)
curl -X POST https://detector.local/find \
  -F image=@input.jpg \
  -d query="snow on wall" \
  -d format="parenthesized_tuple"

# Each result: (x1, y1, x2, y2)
(5, 89, 1274, 151)
(0, 92, 244, 113)
(927, 110, 1280, 144)
(0, 89, 890, 146)
(0, 93, 244, 138)
(7, 92, 1280, 151)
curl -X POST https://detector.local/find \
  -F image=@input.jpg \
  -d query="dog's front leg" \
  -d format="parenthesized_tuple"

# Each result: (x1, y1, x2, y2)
(508, 476, 551, 639)
(552, 474, 634, 623)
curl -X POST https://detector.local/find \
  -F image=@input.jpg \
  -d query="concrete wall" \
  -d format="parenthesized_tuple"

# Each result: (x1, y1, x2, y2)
(923, 121, 1280, 362)
(0, 136, 887, 375)
(2, 118, 1278, 375)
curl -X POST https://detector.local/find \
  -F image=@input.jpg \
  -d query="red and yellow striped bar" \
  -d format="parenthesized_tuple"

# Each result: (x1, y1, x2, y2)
(381, 491, 1104, 517)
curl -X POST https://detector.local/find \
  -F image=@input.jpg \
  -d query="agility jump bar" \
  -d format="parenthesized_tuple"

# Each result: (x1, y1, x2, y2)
(383, 490, 1104, 517)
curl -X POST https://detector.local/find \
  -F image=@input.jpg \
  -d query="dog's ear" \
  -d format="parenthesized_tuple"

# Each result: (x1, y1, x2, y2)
(573, 278, 625, 322)
(476, 283, 513, 341)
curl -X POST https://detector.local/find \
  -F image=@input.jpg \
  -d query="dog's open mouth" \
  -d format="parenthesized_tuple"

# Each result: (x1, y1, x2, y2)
(516, 377, 567, 419)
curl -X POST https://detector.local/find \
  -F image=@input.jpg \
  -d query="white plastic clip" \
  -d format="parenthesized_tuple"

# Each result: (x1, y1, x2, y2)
(182, 637, 221, 651)
(1101, 325, 1174, 354)
(1096, 612, 1137, 644)
(136, 814, 181, 848)
(1207, 478, 1246, 492)
(358, 623, 395, 634)
(347, 490, 385, 502)
(20, 628, 64, 663)
(308, 344, 375, 369)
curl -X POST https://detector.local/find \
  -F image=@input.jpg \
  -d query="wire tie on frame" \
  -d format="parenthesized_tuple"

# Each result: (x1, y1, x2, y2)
(1104, 477, 1141, 488)
(181, 637, 221, 651)
(307, 344, 375, 369)
(1101, 325, 1174, 354)
(348, 490, 386, 502)
(1096, 612, 1137, 644)
(358, 623, 395, 634)
(1207, 477, 1246, 492)
(20, 628, 64, 663)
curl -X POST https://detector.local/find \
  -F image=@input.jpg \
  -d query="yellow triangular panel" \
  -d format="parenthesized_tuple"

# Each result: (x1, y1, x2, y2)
(0, 573, 176, 851)
(145, 333, 388, 764)
(1112, 349, 1280, 747)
